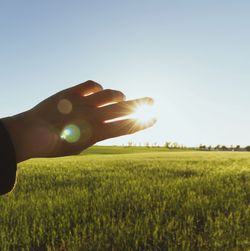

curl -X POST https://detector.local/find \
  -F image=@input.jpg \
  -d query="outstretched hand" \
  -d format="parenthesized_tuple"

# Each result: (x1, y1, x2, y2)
(2, 80, 155, 163)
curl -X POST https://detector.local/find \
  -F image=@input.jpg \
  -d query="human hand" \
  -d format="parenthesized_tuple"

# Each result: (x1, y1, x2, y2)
(2, 80, 155, 163)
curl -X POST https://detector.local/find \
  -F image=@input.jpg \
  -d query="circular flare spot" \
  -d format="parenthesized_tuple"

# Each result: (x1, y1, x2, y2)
(57, 99, 73, 114)
(60, 124, 81, 143)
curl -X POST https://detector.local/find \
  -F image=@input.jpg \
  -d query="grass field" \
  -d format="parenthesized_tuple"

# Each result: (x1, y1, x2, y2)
(0, 147, 249, 251)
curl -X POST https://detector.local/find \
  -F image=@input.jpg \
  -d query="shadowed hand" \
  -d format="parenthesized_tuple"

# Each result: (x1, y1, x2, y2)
(3, 80, 155, 163)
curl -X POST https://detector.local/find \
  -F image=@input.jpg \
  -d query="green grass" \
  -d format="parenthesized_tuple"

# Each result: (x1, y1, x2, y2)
(0, 147, 249, 251)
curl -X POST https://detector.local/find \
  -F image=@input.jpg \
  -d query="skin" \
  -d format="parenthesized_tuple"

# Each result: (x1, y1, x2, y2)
(2, 80, 155, 163)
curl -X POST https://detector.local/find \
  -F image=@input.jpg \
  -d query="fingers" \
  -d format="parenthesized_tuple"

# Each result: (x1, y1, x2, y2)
(83, 89, 126, 107)
(97, 97, 153, 121)
(64, 80, 103, 96)
(100, 118, 156, 140)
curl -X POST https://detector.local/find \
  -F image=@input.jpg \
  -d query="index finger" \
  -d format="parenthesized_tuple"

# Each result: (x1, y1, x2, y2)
(99, 117, 156, 140)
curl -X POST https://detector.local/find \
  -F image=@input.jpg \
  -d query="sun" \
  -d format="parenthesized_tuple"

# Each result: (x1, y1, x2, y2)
(131, 100, 157, 127)
(104, 98, 157, 128)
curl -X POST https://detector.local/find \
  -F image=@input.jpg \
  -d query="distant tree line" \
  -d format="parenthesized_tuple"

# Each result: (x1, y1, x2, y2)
(125, 141, 162, 148)
(198, 144, 250, 152)
(124, 141, 190, 149)
(124, 141, 250, 152)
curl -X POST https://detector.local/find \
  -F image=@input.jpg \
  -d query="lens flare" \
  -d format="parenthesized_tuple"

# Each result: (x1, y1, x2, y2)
(57, 99, 73, 114)
(60, 124, 81, 143)
(104, 98, 157, 128)
(132, 101, 157, 127)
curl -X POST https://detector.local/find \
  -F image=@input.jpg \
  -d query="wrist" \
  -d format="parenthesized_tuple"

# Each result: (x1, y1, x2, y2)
(2, 110, 62, 162)
(2, 111, 35, 163)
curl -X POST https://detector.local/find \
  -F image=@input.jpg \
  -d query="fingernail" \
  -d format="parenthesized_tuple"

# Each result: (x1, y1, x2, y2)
(144, 97, 154, 105)
(119, 91, 126, 99)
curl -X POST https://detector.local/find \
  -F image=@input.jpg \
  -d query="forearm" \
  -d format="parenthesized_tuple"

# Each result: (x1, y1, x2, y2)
(2, 111, 36, 163)
(0, 120, 17, 194)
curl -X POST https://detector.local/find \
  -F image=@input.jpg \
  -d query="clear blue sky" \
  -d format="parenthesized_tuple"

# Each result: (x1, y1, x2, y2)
(1, 0, 250, 147)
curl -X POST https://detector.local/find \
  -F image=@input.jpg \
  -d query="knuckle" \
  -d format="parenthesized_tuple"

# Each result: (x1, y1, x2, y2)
(105, 89, 115, 96)
(105, 89, 125, 99)
(85, 80, 103, 89)
(118, 91, 126, 99)
(85, 79, 95, 84)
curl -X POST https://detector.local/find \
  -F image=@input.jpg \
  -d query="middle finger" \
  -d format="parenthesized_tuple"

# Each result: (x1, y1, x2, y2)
(83, 89, 126, 107)
(97, 97, 153, 121)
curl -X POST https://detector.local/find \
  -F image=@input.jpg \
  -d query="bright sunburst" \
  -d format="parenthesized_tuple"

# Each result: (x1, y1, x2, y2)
(131, 101, 157, 127)
(104, 98, 157, 128)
